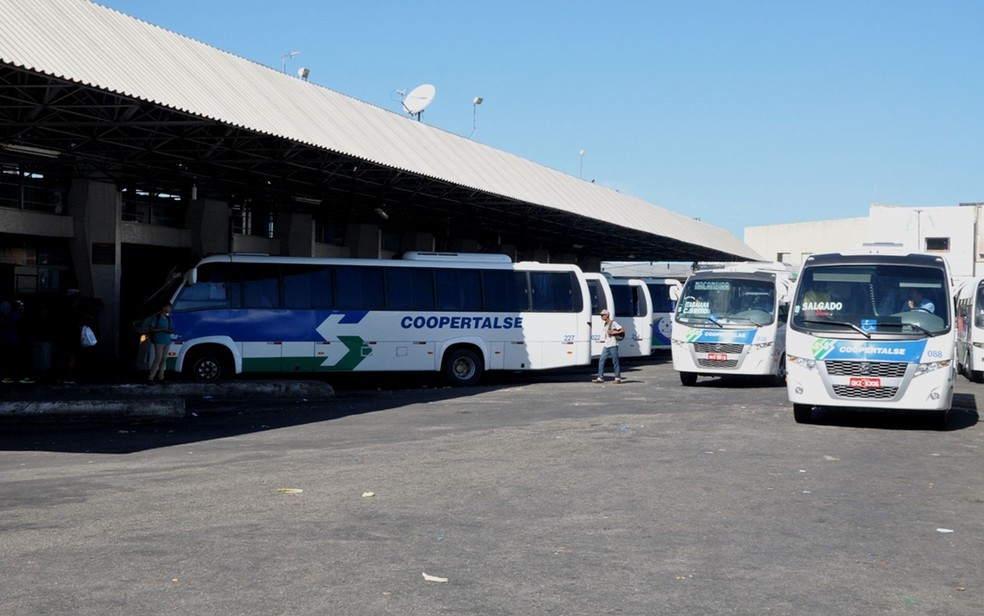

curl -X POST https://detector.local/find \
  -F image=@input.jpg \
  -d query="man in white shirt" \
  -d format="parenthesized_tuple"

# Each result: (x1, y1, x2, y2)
(592, 309, 625, 384)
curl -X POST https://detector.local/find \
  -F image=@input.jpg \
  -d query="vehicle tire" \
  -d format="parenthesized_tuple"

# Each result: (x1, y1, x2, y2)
(679, 371, 698, 386)
(973, 370, 984, 384)
(936, 409, 950, 431)
(793, 403, 813, 424)
(185, 348, 226, 382)
(772, 353, 787, 387)
(443, 348, 483, 387)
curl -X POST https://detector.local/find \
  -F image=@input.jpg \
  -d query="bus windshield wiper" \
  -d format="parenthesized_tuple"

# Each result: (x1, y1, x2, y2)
(801, 318, 871, 338)
(722, 316, 766, 327)
(706, 316, 724, 328)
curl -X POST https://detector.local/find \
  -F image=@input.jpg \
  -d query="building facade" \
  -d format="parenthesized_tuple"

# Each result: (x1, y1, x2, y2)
(744, 203, 984, 279)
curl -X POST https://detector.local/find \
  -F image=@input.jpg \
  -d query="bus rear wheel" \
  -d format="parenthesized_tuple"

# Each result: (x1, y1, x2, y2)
(443, 348, 483, 387)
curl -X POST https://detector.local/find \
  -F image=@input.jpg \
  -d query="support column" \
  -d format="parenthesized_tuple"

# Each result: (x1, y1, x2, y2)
(276, 211, 315, 256)
(68, 178, 121, 358)
(447, 238, 480, 253)
(186, 198, 232, 258)
(346, 223, 380, 258)
(401, 232, 434, 253)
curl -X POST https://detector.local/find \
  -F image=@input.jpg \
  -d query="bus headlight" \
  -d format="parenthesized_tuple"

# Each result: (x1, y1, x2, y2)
(913, 360, 950, 377)
(787, 354, 817, 370)
(750, 341, 774, 351)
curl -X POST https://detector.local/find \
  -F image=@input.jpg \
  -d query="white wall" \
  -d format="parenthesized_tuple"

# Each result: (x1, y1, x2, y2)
(868, 204, 976, 277)
(743, 217, 869, 267)
(744, 203, 983, 278)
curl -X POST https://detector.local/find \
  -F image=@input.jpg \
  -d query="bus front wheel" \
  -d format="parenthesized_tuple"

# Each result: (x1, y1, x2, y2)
(185, 348, 227, 382)
(443, 348, 483, 387)
(793, 403, 813, 424)
(679, 372, 698, 386)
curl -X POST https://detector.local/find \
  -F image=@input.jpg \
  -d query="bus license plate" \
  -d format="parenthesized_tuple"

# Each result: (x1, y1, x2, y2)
(849, 377, 881, 388)
(707, 353, 728, 361)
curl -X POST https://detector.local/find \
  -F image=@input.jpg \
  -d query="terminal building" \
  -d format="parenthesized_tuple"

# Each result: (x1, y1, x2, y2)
(0, 0, 760, 370)
(744, 202, 984, 279)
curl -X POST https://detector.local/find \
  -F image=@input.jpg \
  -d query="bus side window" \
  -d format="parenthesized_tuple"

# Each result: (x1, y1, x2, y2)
(531, 271, 579, 312)
(385, 267, 435, 311)
(435, 269, 482, 311)
(336, 266, 384, 310)
(173, 281, 231, 311)
(482, 270, 528, 312)
(242, 265, 281, 308)
(284, 266, 332, 309)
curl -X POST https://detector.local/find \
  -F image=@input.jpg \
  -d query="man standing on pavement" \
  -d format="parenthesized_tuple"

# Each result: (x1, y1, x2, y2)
(593, 309, 624, 384)
(147, 302, 174, 384)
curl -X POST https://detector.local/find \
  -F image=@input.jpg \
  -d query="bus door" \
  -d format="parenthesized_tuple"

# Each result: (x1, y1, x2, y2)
(583, 273, 615, 358)
(610, 279, 653, 357)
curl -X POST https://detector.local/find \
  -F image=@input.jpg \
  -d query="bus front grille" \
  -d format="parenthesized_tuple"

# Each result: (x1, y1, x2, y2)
(824, 360, 908, 378)
(832, 385, 899, 399)
(698, 358, 739, 368)
(694, 343, 744, 354)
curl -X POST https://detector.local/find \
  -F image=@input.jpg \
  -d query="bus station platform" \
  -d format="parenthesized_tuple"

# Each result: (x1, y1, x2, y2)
(0, 380, 335, 419)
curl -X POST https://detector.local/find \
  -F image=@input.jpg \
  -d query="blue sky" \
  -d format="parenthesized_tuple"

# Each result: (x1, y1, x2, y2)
(96, 0, 984, 238)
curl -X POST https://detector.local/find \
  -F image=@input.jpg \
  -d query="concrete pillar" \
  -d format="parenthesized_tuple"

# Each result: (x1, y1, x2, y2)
(447, 238, 480, 253)
(186, 198, 231, 257)
(277, 211, 315, 256)
(579, 256, 602, 273)
(346, 223, 380, 258)
(498, 244, 518, 261)
(530, 249, 550, 263)
(401, 232, 434, 253)
(68, 178, 121, 357)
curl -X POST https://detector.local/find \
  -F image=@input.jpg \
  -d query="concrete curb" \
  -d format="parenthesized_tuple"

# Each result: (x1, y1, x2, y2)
(0, 399, 185, 418)
(0, 380, 334, 418)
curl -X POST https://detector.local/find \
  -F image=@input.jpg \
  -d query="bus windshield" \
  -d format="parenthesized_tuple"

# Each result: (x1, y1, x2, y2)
(790, 263, 949, 336)
(675, 278, 776, 326)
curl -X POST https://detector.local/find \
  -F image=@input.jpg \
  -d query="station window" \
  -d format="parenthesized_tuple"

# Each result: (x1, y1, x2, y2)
(925, 237, 949, 252)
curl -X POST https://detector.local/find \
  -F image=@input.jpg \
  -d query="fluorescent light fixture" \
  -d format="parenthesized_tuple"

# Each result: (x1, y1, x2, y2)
(1, 143, 61, 158)
(374, 207, 389, 220)
(293, 196, 322, 205)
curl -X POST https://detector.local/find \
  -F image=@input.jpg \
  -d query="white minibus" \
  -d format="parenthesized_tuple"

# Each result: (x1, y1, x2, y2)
(583, 273, 653, 358)
(786, 250, 955, 424)
(671, 265, 792, 386)
(953, 276, 984, 382)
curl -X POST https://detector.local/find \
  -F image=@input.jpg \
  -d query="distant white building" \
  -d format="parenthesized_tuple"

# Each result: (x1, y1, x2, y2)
(744, 203, 984, 278)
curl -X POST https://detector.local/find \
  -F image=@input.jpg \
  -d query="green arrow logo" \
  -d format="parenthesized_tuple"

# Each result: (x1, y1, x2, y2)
(323, 335, 372, 371)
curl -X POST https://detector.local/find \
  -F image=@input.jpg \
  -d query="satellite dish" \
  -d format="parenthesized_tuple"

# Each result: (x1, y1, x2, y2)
(402, 83, 436, 120)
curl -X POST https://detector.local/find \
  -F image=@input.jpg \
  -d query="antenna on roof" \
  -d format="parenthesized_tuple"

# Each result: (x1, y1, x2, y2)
(399, 83, 436, 121)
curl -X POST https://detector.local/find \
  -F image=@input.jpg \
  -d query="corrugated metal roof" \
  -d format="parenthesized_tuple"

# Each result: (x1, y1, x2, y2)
(0, 0, 762, 260)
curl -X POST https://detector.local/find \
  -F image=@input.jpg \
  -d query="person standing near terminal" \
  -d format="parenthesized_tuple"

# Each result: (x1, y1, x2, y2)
(593, 309, 625, 384)
(147, 302, 174, 384)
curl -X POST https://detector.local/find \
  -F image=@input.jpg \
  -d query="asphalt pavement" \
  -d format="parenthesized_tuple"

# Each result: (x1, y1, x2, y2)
(1, 358, 982, 615)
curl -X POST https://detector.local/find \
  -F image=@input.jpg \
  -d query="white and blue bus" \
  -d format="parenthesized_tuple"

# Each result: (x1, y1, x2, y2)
(140, 252, 593, 386)
(640, 278, 682, 350)
(954, 276, 984, 383)
(583, 273, 653, 358)
(671, 265, 792, 386)
(786, 250, 955, 425)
